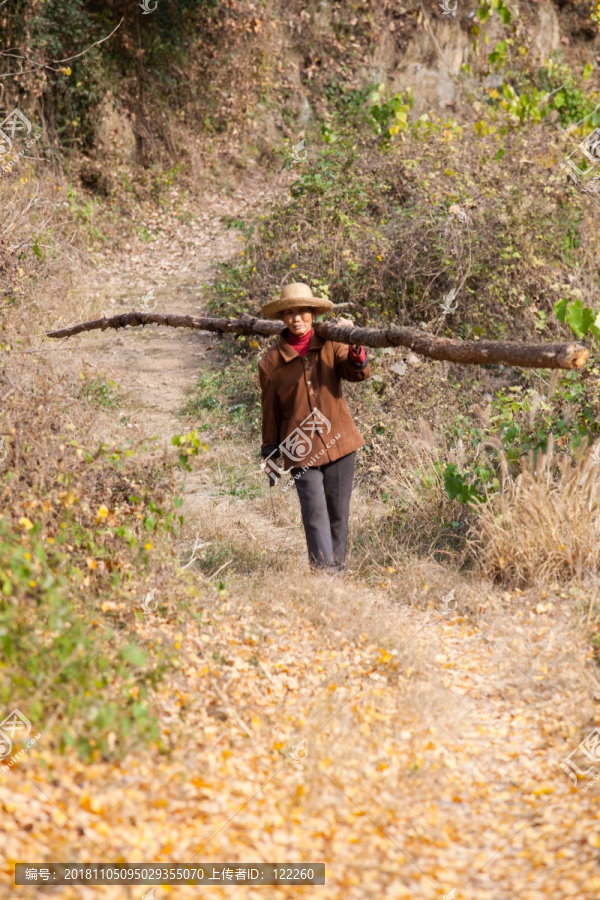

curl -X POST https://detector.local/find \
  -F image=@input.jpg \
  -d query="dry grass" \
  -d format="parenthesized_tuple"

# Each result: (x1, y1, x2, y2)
(353, 413, 600, 595)
(0, 174, 83, 328)
(353, 420, 478, 570)
(470, 435, 600, 587)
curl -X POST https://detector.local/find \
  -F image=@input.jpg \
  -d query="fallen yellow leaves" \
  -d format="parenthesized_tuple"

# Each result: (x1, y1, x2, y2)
(80, 792, 103, 814)
(2, 588, 598, 899)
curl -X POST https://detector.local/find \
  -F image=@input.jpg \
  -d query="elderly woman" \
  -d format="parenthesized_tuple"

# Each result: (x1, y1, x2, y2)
(259, 282, 371, 573)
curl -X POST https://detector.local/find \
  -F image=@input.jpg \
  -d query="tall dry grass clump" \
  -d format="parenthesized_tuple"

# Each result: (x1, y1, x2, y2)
(355, 420, 478, 566)
(470, 436, 600, 586)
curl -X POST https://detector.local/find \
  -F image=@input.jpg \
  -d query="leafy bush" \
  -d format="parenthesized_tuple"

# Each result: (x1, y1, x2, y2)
(0, 371, 186, 761)
(555, 297, 600, 341)
(538, 61, 600, 129)
(447, 373, 600, 467)
(0, 517, 163, 761)
(171, 430, 208, 471)
(356, 425, 480, 564)
(81, 376, 122, 410)
(443, 462, 497, 505)
(210, 110, 592, 349)
(368, 84, 414, 143)
(1, 0, 218, 151)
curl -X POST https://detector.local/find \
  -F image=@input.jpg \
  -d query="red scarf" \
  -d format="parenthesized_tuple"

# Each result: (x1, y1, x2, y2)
(285, 328, 313, 357)
(286, 327, 367, 363)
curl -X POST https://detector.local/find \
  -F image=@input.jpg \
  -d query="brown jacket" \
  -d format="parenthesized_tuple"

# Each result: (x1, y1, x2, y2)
(258, 330, 371, 471)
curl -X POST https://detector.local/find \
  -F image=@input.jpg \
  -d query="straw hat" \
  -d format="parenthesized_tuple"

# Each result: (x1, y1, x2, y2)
(261, 282, 334, 320)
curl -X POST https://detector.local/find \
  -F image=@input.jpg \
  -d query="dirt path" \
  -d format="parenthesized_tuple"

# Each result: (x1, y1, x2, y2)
(55, 183, 274, 440)
(5, 179, 600, 900)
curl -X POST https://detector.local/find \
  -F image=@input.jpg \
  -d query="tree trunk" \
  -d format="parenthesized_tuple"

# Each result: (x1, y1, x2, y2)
(46, 311, 589, 370)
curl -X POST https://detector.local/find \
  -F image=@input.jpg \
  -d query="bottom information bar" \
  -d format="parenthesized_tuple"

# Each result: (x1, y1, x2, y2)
(15, 864, 325, 885)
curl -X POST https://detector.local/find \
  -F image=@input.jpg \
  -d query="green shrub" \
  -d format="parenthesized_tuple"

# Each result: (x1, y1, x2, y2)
(81, 376, 122, 410)
(185, 361, 261, 436)
(0, 514, 165, 761)
(2, 0, 218, 150)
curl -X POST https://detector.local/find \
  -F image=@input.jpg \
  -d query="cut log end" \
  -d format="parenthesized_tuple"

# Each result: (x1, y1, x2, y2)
(563, 343, 589, 370)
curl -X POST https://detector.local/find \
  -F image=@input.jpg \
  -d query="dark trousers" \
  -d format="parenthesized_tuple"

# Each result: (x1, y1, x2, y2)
(292, 452, 356, 571)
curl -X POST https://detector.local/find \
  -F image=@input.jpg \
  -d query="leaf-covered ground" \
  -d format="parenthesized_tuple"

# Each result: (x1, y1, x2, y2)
(3, 587, 600, 898)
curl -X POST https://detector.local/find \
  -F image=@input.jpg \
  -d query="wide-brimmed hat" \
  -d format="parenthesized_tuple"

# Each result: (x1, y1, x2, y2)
(261, 282, 334, 320)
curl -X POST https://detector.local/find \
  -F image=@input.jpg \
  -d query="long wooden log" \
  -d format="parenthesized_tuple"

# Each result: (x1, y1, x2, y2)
(46, 311, 589, 370)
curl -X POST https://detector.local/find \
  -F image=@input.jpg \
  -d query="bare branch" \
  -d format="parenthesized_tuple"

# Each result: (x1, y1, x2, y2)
(46, 311, 589, 370)
(2, 185, 40, 236)
(53, 18, 124, 64)
(0, 17, 123, 78)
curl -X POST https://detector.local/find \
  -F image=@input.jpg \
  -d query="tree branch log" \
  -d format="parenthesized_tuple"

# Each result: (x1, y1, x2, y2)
(46, 311, 589, 370)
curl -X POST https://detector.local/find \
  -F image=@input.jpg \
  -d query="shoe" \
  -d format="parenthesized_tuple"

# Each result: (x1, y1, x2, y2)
(309, 563, 342, 576)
